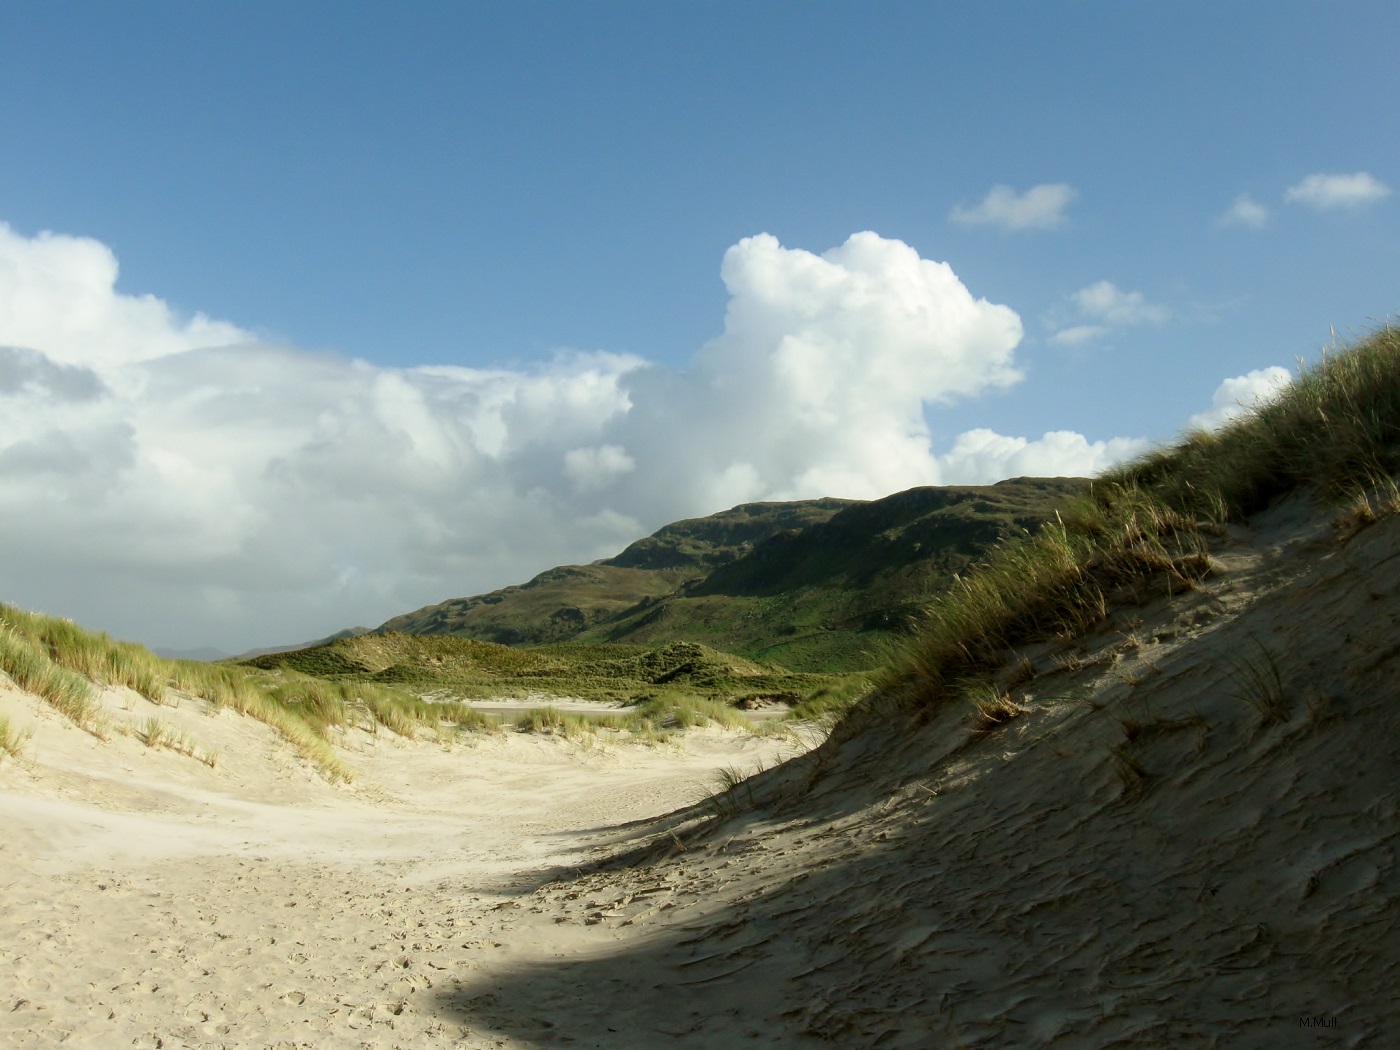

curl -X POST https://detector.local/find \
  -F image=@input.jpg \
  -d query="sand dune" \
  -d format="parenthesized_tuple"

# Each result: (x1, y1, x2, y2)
(4, 494, 1398, 1047)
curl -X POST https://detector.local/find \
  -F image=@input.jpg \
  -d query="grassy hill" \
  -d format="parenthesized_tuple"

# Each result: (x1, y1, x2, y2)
(238, 632, 848, 710)
(376, 498, 857, 645)
(379, 477, 1086, 671)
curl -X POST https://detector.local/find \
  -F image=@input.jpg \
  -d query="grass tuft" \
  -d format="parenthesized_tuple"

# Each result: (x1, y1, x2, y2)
(0, 625, 105, 736)
(1110, 745, 1150, 798)
(0, 714, 33, 761)
(966, 684, 1026, 733)
(1102, 323, 1400, 518)
(1226, 639, 1289, 726)
(139, 716, 218, 767)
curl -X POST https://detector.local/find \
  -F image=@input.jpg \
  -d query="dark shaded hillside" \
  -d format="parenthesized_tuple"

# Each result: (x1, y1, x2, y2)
(605, 497, 857, 571)
(580, 478, 1084, 669)
(376, 498, 856, 646)
(689, 478, 1077, 596)
(377, 478, 1086, 671)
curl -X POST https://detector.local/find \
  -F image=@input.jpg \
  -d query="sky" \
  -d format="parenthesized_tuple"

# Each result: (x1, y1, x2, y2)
(0, 1, 1396, 654)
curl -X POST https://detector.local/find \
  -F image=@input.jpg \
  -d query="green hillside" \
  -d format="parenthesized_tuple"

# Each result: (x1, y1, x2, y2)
(376, 497, 858, 645)
(239, 632, 839, 707)
(378, 477, 1087, 671)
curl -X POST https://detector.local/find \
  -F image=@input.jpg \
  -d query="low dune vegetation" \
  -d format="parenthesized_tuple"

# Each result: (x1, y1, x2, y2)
(509, 696, 753, 742)
(0, 605, 513, 781)
(238, 631, 856, 709)
(0, 605, 799, 781)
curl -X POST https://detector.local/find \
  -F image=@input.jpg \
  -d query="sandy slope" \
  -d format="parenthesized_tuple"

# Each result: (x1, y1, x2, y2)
(3, 495, 1399, 1048)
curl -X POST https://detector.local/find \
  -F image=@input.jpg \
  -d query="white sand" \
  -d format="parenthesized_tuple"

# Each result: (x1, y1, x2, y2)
(0, 682, 805, 1048)
(3, 494, 1398, 1047)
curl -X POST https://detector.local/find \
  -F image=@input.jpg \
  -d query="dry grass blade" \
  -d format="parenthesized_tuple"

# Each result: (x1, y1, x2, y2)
(1225, 639, 1289, 725)
(966, 684, 1026, 733)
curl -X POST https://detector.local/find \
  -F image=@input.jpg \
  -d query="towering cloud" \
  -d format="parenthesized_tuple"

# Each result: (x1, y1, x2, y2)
(0, 222, 1142, 649)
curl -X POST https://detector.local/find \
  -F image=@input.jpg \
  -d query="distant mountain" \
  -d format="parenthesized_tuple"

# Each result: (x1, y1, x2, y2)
(236, 626, 375, 661)
(378, 478, 1087, 671)
(153, 645, 232, 663)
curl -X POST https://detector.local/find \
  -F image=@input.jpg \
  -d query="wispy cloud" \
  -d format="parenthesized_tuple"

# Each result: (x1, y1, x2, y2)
(2, 221, 1153, 650)
(1048, 324, 1108, 347)
(1072, 281, 1170, 326)
(1285, 171, 1392, 210)
(949, 183, 1076, 231)
(1217, 193, 1270, 229)
(1050, 280, 1168, 345)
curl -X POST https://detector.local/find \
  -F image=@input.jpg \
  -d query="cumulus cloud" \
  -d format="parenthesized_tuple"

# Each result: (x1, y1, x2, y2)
(1285, 172, 1392, 210)
(938, 429, 1147, 483)
(1049, 280, 1168, 345)
(1217, 193, 1271, 229)
(0, 221, 1151, 651)
(948, 183, 1076, 231)
(1186, 366, 1293, 431)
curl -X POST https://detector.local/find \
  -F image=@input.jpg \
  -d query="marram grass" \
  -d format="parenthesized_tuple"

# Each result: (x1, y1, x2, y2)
(0, 625, 105, 736)
(0, 713, 33, 761)
(0, 603, 467, 781)
(873, 322, 1400, 724)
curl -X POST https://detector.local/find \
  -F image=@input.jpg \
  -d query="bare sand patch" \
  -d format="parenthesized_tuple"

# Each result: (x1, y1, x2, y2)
(0, 683, 806, 1048)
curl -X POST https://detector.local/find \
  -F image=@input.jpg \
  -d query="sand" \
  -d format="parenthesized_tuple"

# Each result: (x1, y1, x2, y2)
(3, 494, 1399, 1047)
(0, 683, 808, 1048)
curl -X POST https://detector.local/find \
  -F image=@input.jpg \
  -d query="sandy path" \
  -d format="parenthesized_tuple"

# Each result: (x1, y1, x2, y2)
(0, 691, 804, 1049)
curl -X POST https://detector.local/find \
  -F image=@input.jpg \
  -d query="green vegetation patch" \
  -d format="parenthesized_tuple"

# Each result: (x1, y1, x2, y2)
(240, 633, 855, 712)
(0, 603, 495, 781)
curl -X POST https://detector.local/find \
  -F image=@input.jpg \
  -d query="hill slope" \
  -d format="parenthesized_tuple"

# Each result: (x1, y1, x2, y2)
(379, 477, 1085, 670)
(477, 486, 1400, 1048)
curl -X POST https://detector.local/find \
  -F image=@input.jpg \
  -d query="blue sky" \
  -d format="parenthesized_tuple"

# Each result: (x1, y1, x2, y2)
(0, 2, 1396, 651)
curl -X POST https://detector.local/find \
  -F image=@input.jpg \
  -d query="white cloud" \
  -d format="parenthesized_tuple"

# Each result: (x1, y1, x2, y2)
(948, 183, 1076, 231)
(0, 221, 1148, 651)
(563, 444, 636, 492)
(1048, 324, 1109, 347)
(1049, 280, 1168, 344)
(1217, 193, 1270, 229)
(1285, 172, 1392, 210)
(1072, 281, 1170, 326)
(1186, 366, 1293, 431)
(938, 429, 1148, 483)
(0, 222, 251, 367)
